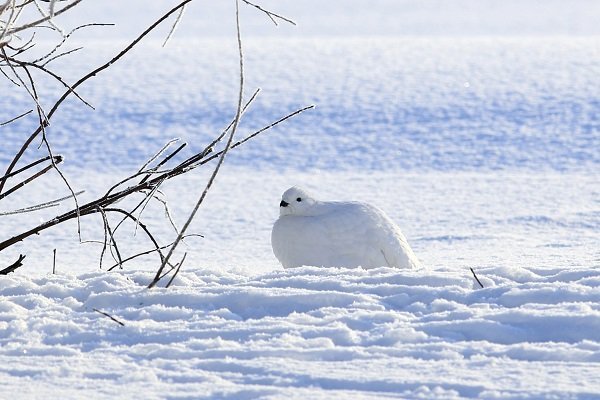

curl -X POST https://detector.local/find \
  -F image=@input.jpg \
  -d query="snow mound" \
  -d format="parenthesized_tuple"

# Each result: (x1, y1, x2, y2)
(1, 266, 599, 398)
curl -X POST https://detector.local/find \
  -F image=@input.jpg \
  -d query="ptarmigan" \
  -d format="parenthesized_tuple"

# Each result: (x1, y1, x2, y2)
(271, 186, 421, 269)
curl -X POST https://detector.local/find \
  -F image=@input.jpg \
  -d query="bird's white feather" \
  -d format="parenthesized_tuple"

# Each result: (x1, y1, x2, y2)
(272, 187, 421, 269)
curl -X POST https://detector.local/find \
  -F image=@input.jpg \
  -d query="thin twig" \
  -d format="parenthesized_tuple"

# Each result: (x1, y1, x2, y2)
(106, 234, 202, 272)
(241, 0, 296, 26)
(32, 22, 113, 65)
(470, 267, 484, 289)
(0, 189, 83, 215)
(5, 55, 94, 109)
(165, 252, 186, 288)
(17, 61, 83, 238)
(0, 161, 58, 200)
(7, 0, 83, 36)
(162, 4, 185, 47)
(196, 104, 315, 167)
(0, 108, 32, 126)
(0, 154, 61, 181)
(98, 207, 120, 269)
(137, 138, 180, 174)
(41, 46, 82, 66)
(104, 207, 166, 266)
(148, 0, 245, 288)
(138, 142, 186, 184)
(93, 308, 125, 326)
(1, 47, 50, 124)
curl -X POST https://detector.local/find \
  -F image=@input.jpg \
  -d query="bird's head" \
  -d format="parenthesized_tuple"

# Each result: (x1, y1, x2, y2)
(279, 186, 317, 216)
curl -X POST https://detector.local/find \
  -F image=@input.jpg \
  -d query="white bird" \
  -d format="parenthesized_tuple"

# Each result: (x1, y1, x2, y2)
(271, 186, 421, 269)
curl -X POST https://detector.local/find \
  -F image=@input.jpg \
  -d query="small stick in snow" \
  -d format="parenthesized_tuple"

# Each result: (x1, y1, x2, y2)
(93, 308, 125, 326)
(470, 267, 484, 288)
(52, 248, 56, 274)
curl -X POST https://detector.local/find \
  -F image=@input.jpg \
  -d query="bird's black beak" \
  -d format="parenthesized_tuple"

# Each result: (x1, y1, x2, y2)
(280, 200, 289, 207)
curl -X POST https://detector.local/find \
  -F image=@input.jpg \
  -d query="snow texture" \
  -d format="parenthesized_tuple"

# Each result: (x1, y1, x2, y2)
(1, 267, 600, 399)
(272, 186, 421, 269)
(0, 0, 599, 398)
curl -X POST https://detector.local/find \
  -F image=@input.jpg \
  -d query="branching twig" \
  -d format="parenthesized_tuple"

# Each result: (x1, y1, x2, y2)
(0, 0, 315, 284)
(0, 0, 194, 196)
(148, 0, 245, 288)
(0, 155, 62, 200)
(97, 207, 123, 269)
(0, 254, 25, 275)
(6, 0, 83, 36)
(241, 0, 296, 26)
(106, 234, 202, 272)
(162, 4, 185, 47)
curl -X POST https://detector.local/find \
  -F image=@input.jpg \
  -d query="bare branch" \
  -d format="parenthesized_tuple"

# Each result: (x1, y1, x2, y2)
(105, 234, 202, 272)
(5, 55, 94, 109)
(6, 0, 83, 36)
(97, 207, 123, 269)
(0, 254, 25, 275)
(148, 0, 246, 288)
(33, 23, 114, 66)
(137, 138, 180, 174)
(0, 154, 61, 181)
(0, 0, 194, 196)
(196, 104, 315, 167)
(0, 156, 62, 200)
(162, 4, 186, 47)
(52, 248, 56, 273)
(241, 0, 296, 26)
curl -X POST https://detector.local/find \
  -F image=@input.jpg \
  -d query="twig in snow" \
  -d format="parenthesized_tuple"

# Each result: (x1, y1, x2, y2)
(52, 248, 56, 274)
(148, 0, 246, 289)
(165, 252, 186, 288)
(470, 267, 484, 288)
(93, 308, 125, 326)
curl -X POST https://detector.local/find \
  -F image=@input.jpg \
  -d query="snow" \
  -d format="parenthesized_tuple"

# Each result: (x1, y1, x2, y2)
(1, 0, 600, 398)
(2, 266, 600, 398)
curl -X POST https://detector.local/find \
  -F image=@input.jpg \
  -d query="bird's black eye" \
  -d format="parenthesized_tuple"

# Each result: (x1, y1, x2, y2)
(296, 197, 302, 202)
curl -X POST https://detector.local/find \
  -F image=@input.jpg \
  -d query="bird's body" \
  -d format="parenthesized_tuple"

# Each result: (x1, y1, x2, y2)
(271, 187, 421, 269)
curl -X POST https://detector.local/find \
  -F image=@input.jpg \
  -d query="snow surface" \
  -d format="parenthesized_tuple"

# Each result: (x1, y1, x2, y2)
(1, 0, 600, 398)
(2, 266, 600, 399)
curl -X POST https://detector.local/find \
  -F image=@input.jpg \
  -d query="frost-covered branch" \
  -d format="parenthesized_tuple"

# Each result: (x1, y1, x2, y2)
(1, 0, 313, 280)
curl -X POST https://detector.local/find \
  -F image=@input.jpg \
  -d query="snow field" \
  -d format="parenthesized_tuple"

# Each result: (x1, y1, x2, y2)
(1, 264, 599, 399)
(1, 4, 599, 396)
